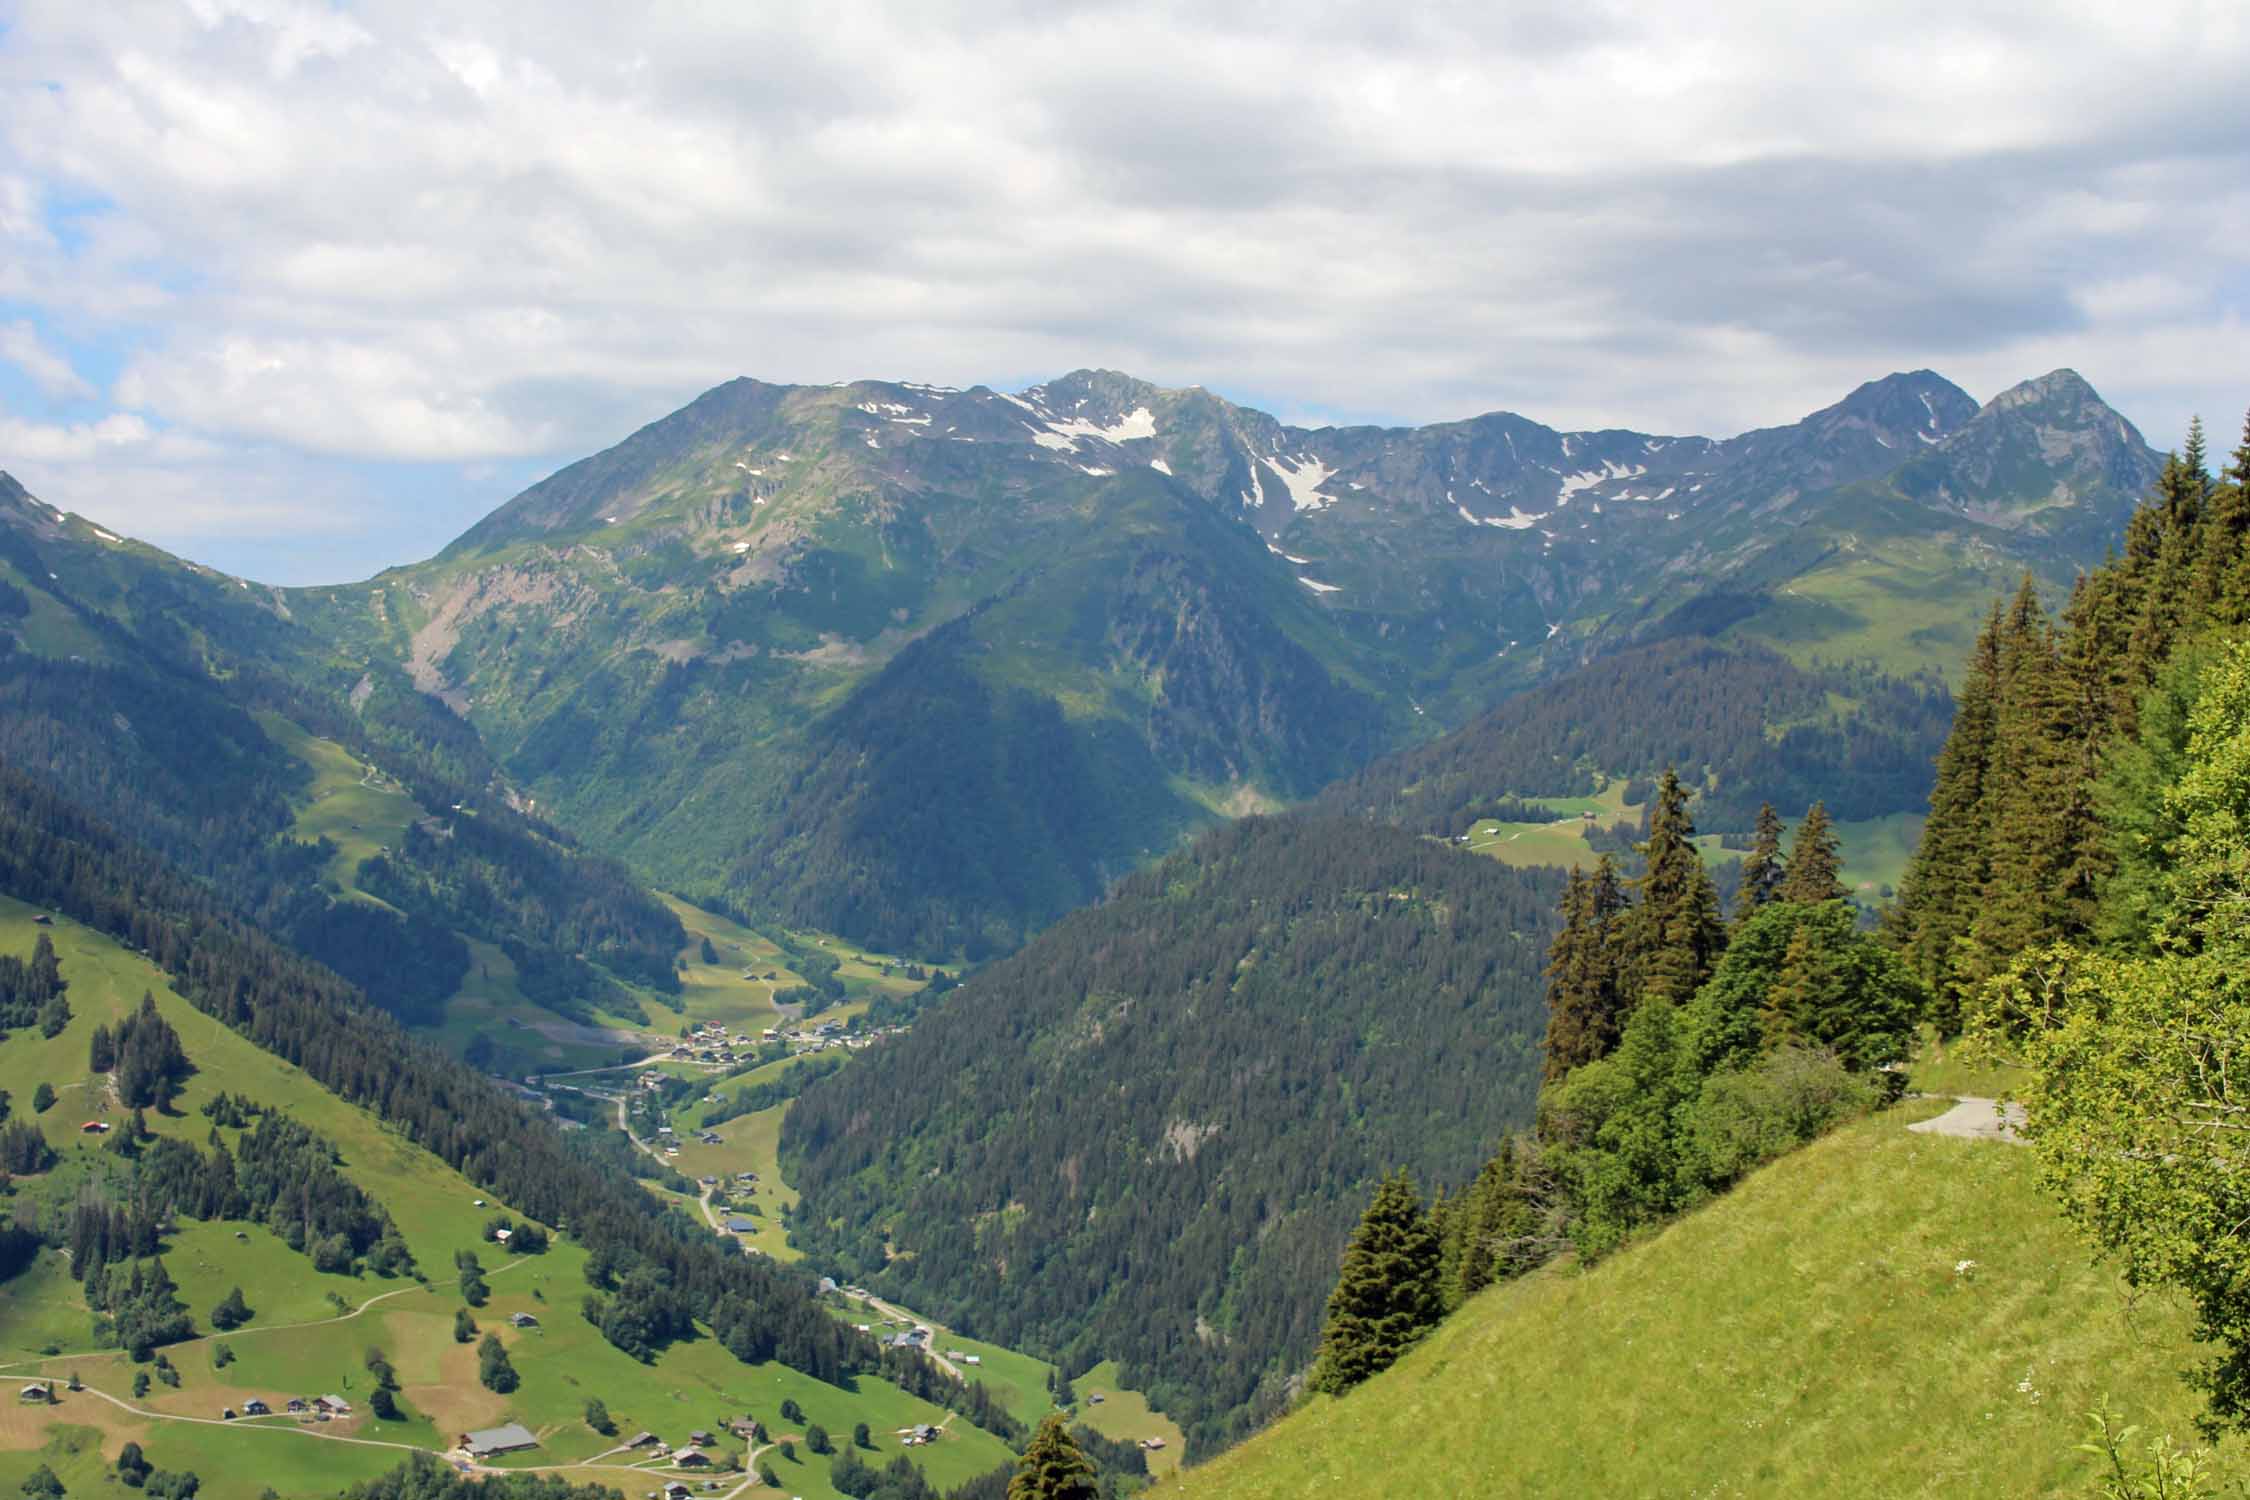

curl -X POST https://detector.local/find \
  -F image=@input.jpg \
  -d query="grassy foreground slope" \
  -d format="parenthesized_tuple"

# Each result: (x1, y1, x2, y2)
(1169, 1103, 2231, 1499)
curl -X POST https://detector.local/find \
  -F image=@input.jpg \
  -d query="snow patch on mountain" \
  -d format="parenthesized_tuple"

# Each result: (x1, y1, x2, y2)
(1299, 577, 1341, 594)
(1149, 458, 1173, 475)
(1267, 454, 1338, 511)
(1457, 503, 1544, 530)
(1043, 405, 1158, 447)
(1555, 461, 1647, 506)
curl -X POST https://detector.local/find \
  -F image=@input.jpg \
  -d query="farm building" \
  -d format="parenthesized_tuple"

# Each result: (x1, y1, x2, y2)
(461, 1422, 540, 1457)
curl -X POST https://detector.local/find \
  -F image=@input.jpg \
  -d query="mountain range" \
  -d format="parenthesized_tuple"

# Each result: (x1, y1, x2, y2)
(222, 363, 2161, 955)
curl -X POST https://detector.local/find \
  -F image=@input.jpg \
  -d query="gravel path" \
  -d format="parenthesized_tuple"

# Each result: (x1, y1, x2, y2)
(1907, 1096, 2026, 1145)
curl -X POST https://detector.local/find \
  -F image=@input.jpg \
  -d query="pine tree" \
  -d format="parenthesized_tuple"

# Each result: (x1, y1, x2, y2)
(1894, 602, 2002, 1027)
(209, 1286, 249, 1331)
(1007, 1414, 1099, 1500)
(2218, 411, 2250, 624)
(1965, 577, 2088, 985)
(1621, 770, 1726, 1006)
(1309, 1169, 1442, 1395)
(1777, 802, 1844, 904)
(1540, 856, 1628, 1079)
(1734, 802, 1786, 919)
(1429, 1185, 1462, 1314)
(1452, 1140, 1528, 1304)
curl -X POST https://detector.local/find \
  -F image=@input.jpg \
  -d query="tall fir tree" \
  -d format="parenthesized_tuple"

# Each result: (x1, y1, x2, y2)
(1309, 1169, 1443, 1396)
(1429, 1186, 1462, 1315)
(1007, 1415, 1100, 1500)
(1620, 769, 1726, 1007)
(1776, 802, 1845, 904)
(1452, 1139, 1536, 1304)
(1964, 577, 2087, 986)
(1893, 603, 2002, 1029)
(2209, 409, 2250, 626)
(1734, 802, 1787, 920)
(1540, 856, 1628, 1080)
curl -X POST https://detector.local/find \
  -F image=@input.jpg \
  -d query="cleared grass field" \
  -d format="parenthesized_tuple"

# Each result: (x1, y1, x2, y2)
(1835, 811, 1928, 903)
(1075, 1359, 1184, 1478)
(256, 711, 420, 899)
(1168, 1102, 2229, 1499)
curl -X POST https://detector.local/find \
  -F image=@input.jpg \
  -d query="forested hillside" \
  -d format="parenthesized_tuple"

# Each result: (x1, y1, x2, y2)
(1316, 639, 1954, 837)
(781, 818, 1563, 1452)
(1890, 415, 2250, 1439)
(0, 478, 685, 1029)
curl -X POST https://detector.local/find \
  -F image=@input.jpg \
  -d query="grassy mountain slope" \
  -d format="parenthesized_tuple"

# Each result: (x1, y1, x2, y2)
(0, 897, 1018, 1499)
(0, 476, 701, 1048)
(1170, 1102, 2224, 1499)
(781, 816, 1564, 1453)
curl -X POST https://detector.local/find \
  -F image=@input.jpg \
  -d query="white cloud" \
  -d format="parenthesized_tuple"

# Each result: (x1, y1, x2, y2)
(0, 321, 95, 399)
(0, 409, 189, 462)
(0, 0, 2244, 558)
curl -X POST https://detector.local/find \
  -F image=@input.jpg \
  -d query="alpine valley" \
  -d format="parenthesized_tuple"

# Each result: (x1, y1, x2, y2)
(0, 358, 2227, 1500)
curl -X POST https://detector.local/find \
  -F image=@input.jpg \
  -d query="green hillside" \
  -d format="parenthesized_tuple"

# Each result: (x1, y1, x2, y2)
(0, 900, 1031, 1498)
(1168, 1102, 2228, 1499)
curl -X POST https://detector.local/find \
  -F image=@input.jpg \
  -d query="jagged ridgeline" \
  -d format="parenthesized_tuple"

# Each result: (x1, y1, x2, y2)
(274, 364, 2151, 957)
(780, 816, 1564, 1454)
(1891, 416, 2250, 1026)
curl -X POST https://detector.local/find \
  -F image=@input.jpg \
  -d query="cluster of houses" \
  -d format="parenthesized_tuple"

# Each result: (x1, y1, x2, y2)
(203, 1394, 352, 1423)
(619, 1422, 758, 1477)
(668, 1020, 760, 1066)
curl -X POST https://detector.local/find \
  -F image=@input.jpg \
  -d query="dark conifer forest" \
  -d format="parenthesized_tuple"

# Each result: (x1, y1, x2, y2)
(782, 816, 1562, 1451)
(1316, 640, 1953, 836)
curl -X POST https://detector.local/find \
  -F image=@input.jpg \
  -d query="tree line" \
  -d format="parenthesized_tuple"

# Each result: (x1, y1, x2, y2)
(1306, 779, 1920, 1396)
(1891, 414, 2250, 1434)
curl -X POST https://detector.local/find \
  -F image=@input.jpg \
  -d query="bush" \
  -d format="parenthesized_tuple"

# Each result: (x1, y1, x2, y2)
(1678, 1047, 1882, 1185)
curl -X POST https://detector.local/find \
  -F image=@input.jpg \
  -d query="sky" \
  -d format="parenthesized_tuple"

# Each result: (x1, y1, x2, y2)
(1, 1, 2247, 584)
